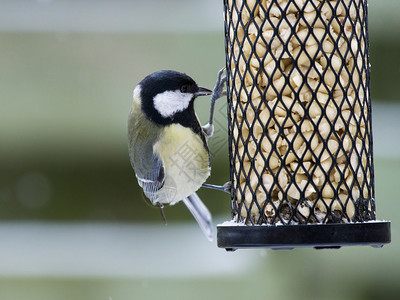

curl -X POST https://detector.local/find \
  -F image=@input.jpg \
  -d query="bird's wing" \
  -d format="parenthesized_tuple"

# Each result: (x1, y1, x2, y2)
(134, 150, 165, 204)
(128, 114, 165, 204)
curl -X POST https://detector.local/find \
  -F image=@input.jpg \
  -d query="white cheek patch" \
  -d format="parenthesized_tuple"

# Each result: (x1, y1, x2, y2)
(153, 90, 193, 118)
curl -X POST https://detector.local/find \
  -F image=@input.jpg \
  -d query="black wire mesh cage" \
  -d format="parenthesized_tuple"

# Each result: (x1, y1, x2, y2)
(217, 0, 391, 250)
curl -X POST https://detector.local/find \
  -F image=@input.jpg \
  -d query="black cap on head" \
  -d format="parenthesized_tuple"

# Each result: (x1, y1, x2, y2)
(139, 70, 202, 126)
(140, 70, 199, 100)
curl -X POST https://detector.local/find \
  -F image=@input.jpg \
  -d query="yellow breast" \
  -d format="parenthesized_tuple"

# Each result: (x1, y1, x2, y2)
(154, 124, 210, 204)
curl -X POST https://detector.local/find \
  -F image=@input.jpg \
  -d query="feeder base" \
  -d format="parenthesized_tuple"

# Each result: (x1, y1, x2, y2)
(217, 221, 391, 251)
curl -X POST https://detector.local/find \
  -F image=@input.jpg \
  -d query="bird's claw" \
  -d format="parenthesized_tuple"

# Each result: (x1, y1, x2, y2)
(201, 181, 232, 194)
(211, 67, 227, 102)
(204, 67, 227, 138)
(202, 123, 214, 138)
(223, 181, 232, 194)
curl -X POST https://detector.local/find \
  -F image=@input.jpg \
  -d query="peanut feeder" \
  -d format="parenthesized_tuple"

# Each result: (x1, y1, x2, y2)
(217, 0, 390, 250)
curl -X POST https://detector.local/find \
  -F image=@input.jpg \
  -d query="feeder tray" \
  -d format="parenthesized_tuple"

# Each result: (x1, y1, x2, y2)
(218, 222, 391, 251)
(218, 0, 391, 250)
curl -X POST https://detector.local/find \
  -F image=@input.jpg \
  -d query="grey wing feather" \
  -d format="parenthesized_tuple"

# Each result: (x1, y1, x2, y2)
(134, 152, 165, 204)
(183, 193, 213, 241)
(128, 114, 165, 204)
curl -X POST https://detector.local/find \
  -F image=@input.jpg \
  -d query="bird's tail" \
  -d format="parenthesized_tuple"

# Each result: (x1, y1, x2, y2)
(182, 193, 213, 241)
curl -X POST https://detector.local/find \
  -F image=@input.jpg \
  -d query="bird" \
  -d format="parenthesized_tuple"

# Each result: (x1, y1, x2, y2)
(128, 69, 226, 241)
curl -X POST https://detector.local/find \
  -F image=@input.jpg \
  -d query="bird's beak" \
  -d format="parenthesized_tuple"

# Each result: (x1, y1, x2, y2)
(195, 87, 213, 97)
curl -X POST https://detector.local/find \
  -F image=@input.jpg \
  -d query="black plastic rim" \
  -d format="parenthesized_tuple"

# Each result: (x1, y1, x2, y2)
(217, 221, 391, 251)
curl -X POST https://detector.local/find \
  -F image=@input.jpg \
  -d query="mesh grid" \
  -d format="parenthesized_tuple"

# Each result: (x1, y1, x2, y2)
(224, 0, 375, 225)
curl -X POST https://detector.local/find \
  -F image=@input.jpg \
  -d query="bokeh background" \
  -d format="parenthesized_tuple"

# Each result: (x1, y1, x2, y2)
(0, 0, 399, 299)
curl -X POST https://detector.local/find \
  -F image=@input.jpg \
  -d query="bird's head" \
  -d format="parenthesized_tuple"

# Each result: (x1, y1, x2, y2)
(133, 70, 212, 126)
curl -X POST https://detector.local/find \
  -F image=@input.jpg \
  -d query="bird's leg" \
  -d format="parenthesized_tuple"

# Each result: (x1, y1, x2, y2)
(202, 181, 232, 194)
(158, 203, 168, 225)
(202, 67, 227, 138)
(201, 68, 230, 195)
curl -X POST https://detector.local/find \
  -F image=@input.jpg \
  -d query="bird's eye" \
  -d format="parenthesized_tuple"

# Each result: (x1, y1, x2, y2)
(180, 85, 188, 93)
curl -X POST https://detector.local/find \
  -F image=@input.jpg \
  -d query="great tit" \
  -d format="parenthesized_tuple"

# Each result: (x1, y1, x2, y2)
(128, 69, 226, 241)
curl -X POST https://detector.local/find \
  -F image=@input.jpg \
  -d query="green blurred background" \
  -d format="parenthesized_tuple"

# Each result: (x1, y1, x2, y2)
(0, 0, 399, 299)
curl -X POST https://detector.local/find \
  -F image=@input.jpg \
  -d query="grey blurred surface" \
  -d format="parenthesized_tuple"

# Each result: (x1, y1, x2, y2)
(0, 0, 398, 38)
(0, 221, 254, 277)
(0, 0, 222, 33)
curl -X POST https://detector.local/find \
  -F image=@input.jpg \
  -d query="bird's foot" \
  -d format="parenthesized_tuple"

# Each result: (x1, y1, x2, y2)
(202, 181, 232, 194)
(211, 67, 227, 102)
(202, 123, 214, 138)
(222, 181, 232, 194)
(203, 67, 227, 138)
